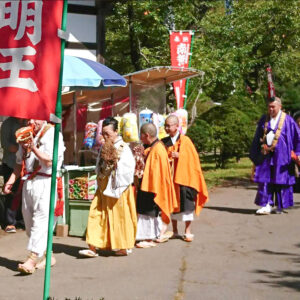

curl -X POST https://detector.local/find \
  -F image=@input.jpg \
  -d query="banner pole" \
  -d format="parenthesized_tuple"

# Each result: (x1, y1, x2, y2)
(183, 31, 195, 109)
(43, 1, 68, 300)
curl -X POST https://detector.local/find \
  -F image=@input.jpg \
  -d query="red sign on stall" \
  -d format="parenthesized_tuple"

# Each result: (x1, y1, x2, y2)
(0, 0, 63, 120)
(170, 31, 193, 109)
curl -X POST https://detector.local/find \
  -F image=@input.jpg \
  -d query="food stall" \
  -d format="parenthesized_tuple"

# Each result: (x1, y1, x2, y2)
(61, 66, 203, 236)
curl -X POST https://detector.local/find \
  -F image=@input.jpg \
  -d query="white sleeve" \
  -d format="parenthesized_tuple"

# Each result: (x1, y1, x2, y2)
(116, 144, 135, 186)
(39, 127, 54, 157)
(39, 127, 65, 168)
(103, 144, 135, 199)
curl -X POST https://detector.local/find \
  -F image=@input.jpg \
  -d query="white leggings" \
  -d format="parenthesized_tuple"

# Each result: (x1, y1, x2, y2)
(22, 176, 52, 257)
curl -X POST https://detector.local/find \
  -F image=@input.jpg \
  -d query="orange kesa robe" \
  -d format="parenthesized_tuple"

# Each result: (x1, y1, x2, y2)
(140, 141, 177, 224)
(166, 135, 208, 215)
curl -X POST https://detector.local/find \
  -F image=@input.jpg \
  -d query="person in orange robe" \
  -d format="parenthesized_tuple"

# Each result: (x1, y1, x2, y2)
(135, 123, 177, 248)
(161, 115, 208, 242)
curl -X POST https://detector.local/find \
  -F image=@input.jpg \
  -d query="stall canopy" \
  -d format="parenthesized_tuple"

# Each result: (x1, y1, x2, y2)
(62, 66, 202, 106)
(62, 66, 203, 164)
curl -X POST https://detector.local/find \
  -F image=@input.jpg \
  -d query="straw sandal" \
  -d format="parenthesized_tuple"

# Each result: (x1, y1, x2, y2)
(35, 254, 56, 270)
(136, 241, 157, 248)
(5, 225, 16, 233)
(18, 252, 39, 275)
(114, 249, 130, 256)
(164, 231, 174, 239)
(154, 235, 169, 243)
(78, 249, 99, 258)
(183, 233, 194, 242)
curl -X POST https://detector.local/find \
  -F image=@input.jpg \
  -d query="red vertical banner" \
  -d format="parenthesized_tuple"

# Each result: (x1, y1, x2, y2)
(170, 31, 192, 109)
(266, 65, 276, 100)
(0, 0, 64, 120)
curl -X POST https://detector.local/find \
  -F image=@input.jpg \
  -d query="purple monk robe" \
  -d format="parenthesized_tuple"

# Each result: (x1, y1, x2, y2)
(250, 114, 300, 186)
(255, 183, 294, 209)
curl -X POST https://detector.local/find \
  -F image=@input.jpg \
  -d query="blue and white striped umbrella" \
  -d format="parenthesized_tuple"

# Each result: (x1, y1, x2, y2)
(62, 55, 127, 88)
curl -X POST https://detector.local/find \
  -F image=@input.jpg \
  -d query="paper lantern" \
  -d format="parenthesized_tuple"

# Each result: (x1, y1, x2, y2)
(121, 113, 139, 142)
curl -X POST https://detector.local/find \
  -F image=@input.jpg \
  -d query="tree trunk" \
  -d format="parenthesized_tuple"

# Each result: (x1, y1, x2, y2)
(127, 2, 142, 71)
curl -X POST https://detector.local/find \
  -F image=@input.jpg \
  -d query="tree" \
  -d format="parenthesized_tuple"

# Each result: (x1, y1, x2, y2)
(102, 0, 300, 167)
(200, 95, 257, 167)
(191, 0, 300, 107)
(186, 119, 213, 154)
(104, 1, 218, 74)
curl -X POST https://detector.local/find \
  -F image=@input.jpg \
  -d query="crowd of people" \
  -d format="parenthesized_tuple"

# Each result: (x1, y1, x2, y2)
(79, 116, 208, 257)
(0, 96, 299, 275)
(0, 114, 208, 274)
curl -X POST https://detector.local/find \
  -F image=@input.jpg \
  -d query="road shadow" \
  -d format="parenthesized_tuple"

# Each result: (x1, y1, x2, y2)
(53, 242, 83, 258)
(204, 206, 256, 215)
(253, 244, 300, 292)
(257, 249, 299, 256)
(208, 178, 258, 191)
(0, 256, 21, 272)
(53, 242, 115, 258)
(220, 178, 256, 188)
(290, 202, 300, 210)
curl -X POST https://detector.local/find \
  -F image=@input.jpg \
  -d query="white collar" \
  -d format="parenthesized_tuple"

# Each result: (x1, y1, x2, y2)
(171, 131, 180, 145)
(270, 110, 282, 130)
(114, 136, 123, 147)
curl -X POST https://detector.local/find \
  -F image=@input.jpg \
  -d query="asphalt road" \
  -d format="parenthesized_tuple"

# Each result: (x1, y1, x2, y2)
(0, 183, 300, 300)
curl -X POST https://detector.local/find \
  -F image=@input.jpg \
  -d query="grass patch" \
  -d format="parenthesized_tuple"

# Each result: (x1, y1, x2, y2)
(200, 156, 252, 189)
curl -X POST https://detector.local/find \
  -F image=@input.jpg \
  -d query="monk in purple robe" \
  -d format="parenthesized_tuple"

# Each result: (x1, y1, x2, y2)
(249, 97, 300, 214)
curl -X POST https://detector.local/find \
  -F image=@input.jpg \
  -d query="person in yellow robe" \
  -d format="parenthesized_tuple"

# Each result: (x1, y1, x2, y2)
(161, 115, 208, 242)
(79, 117, 137, 257)
(135, 123, 177, 248)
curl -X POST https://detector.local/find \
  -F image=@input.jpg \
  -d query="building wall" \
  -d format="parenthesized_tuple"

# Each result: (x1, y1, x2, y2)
(66, 0, 97, 60)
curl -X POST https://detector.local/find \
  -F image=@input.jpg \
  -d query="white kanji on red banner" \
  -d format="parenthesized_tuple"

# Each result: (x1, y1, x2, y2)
(170, 31, 193, 108)
(0, 46, 37, 91)
(15, 0, 42, 45)
(0, 1, 19, 30)
(0, 0, 63, 120)
(0, 1, 42, 92)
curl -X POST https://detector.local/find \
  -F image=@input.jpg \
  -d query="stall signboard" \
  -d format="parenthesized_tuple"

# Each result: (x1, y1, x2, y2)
(169, 31, 193, 109)
(0, 0, 63, 120)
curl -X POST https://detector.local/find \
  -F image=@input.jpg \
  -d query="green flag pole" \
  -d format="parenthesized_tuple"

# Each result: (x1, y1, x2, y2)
(183, 30, 195, 109)
(43, 1, 68, 300)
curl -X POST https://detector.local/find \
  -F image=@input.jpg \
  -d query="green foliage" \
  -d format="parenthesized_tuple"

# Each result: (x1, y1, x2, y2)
(103, 0, 300, 167)
(276, 82, 300, 114)
(186, 119, 213, 153)
(193, 0, 300, 109)
(105, 1, 218, 74)
(217, 109, 253, 167)
(105, 0, 299, 112)
(105, 0, 300, 106)
(198, 95, 256, 167)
